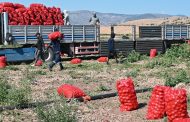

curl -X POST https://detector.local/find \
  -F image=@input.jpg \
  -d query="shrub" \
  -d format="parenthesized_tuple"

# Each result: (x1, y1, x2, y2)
(165, 44, 190, 59)
(126, 50, 141, 63)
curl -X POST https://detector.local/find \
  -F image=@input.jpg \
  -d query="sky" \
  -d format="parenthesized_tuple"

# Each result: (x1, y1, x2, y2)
(1, 0, 190, 16)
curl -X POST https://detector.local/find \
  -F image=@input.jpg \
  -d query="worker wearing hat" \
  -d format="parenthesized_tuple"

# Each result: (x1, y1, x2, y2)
(63, 10, 70, 25)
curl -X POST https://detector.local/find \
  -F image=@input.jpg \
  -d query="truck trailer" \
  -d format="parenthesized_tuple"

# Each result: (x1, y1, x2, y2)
(0, 12, 189, 62)
(0, 12, 101, 62)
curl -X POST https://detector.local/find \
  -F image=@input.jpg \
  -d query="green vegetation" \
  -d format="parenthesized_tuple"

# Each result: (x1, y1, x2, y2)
(5, 65, 19, 71)
(165, 69, 190, 87)
(36, 98, 77, 122)
(126, 68, 140, 78)
(96, 84, 111, 91)
(145, 44, 190, 69)
(0, 75, 31, 106)
(126, 50, 141, 63)
(145, 57, 173, 68)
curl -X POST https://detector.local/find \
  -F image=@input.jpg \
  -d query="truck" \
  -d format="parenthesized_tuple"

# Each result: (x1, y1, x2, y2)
(0, 12, 189, 62)
(0, 12, 101, 62)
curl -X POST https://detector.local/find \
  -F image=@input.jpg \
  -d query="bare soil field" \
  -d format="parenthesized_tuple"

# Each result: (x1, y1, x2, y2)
(0, 44, 190, 122)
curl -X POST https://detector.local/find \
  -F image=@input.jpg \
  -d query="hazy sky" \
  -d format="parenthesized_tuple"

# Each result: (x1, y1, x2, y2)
(1, 0, 190, 15)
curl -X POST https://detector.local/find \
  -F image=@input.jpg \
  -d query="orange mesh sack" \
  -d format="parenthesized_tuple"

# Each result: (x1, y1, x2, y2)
(57, 84, 86, 98)
(116, 78, 138, 111)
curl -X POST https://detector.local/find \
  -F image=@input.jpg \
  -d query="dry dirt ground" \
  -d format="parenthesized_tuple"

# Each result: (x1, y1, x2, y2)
(0, 58, 189, 122)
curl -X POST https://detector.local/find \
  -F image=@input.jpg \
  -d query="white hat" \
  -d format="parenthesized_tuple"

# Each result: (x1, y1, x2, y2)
(64, 10, 67, 13)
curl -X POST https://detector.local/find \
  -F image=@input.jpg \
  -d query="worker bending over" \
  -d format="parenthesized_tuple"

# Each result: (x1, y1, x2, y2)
(32, 32, 45, 66)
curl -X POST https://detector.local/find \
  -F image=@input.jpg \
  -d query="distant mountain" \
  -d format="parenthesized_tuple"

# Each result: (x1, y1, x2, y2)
(69, 10, 187, 25)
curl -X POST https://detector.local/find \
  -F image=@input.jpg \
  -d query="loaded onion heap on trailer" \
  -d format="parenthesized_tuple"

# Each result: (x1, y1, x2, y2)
(0, 2, 64, 25)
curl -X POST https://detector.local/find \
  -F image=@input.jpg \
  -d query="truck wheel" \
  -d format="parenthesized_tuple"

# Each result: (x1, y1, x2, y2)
(44, 48, 54, 62)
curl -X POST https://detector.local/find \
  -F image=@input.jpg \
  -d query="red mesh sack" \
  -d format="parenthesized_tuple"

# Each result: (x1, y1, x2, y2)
(97, 57, 108, 62)
(0, 56, 6, 68)
(0, 63, 6, 68)
(35, 60, 43, 66)
(173, 118, 190, 122)
(14, 3, 25, 9)
(1, 2, 14, 7)
(70, 58, 82, 64)
(3, 7, 14, 13)
(15, 8, 26, 13)
(57, 84, 86, 98)
(44, 22, 53, 25)
(30, 4, 44, 8)
(116, 78, 138, 111)
(150, 49, 157, 59)
(9, 21, 18, 25)
(165, 88, 189, 122)
(55, 22, 64, 25)
(0, 9, 3, 13)
(48, 31, 63, 41)
(0, 56, 6, 63)
(146, 85, 166, 120)
(31, 22, 41, 25)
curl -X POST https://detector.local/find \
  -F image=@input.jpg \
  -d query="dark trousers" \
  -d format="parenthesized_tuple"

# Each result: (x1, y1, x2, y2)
(34, 49, 45, 64)
(107, 50, 118, 63)
(53, 53, 61, 64)
(49, 52, 63, 71)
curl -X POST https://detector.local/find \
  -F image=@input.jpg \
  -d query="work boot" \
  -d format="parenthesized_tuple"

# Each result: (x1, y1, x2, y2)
(59, 63, 64, 71)
(106, 61, 109, 65)
(48, 62, 55, 71)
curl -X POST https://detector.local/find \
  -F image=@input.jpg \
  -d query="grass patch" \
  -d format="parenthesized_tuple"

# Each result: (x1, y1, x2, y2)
(33, 70, 47, 75)
(35, 98, 77, 122)
(96, 84, 111, 91)
(165, 69, 190, 87)
(126, 68, 140, 78)
(5, 66, 19, 71)
(0, 76, 31, 106)
(145, 57, 174, 68)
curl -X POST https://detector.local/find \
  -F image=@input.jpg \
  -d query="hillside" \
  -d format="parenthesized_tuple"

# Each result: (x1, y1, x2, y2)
(69, 10, 186, 25)
(100, 16, 190, 35)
